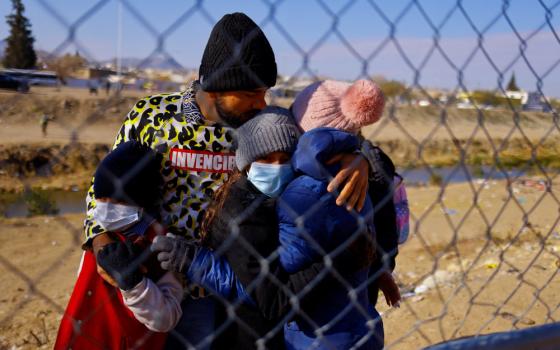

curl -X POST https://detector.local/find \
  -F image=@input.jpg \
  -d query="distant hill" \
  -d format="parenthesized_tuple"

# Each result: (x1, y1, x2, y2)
(31, 50, 192, 72)
(99, 54, 189, 71)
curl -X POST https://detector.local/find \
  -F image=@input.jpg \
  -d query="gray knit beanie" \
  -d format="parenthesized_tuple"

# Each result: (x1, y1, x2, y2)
(235, 106, 300, 171)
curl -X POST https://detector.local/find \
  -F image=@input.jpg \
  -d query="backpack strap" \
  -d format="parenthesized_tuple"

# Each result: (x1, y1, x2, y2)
(360, 139, 396, 186)
(393, 175, 410, 244)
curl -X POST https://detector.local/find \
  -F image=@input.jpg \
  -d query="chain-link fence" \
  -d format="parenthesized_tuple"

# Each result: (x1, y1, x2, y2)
(0, 0, 559, 349)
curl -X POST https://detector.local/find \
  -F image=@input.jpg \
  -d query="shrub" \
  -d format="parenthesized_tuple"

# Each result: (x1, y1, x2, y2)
(24, 189, 59, 216)
(429, 173, 443, 186)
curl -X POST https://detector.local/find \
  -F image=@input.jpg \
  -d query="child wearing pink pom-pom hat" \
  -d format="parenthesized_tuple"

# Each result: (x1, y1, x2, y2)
(291, 79, 386, 133)
(275, 79, 404, 349)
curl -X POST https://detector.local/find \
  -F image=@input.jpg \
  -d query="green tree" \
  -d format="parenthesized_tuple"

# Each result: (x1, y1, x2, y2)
(2, 0, 37, 69)
(506, 72, 520, 91)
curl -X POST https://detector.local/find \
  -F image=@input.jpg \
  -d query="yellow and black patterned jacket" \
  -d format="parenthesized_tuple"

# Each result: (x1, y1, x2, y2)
(84, 82, 235, 246)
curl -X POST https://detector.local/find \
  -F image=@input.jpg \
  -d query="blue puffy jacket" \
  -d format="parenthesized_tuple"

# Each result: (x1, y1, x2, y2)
(277, 128, 383, 350)
(186, 247, 252, 304)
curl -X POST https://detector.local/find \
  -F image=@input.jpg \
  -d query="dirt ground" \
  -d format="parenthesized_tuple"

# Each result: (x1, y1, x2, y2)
(0, 87, 559, 349)
(0, 179, 558, 349)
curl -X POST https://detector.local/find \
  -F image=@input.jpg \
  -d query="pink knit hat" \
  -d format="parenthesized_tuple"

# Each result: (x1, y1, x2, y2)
(291, 79, 385, 133)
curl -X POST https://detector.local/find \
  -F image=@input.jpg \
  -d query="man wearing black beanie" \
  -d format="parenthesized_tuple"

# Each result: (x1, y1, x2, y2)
(196, 12, 277, 128)
(80, 11, 371, 350)
(199, 13, 277, 93)
(81, 13, 278, 350)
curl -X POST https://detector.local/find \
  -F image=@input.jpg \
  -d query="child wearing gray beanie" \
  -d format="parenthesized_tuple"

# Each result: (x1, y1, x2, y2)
(235, 106, 301, 171)
(153, 105, 306, 349)
(234, 106, 301, 198)
(151, 105, 378, 349)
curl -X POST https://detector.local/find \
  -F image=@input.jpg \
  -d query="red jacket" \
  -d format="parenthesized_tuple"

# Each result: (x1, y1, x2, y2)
(54, 233, 168, 349)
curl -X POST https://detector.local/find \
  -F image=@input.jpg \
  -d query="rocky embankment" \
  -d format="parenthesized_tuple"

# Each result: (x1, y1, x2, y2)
(1, 135, 559, 193)
(0, 143, 110, 192)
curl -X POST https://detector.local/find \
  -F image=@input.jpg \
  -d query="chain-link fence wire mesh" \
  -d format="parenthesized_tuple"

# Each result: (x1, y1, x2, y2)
(1, 0, 559, 349)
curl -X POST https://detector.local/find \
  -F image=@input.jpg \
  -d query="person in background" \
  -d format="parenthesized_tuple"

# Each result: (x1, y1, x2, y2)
(39, 114, 53, 137)
(104, 79, 111, 95)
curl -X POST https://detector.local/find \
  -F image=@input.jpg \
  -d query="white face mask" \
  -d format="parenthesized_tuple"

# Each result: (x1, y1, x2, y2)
(94, 201, 143, 232)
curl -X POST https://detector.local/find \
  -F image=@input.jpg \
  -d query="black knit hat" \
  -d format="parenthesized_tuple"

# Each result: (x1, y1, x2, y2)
(199, 12, 277, 92)
(94, 141, 163, 209)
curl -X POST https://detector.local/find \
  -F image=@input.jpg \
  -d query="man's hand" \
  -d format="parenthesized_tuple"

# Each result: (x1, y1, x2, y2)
(151, 234, 199, 273)
(326, 153, 369, 211)
(378, 271, 401, 307)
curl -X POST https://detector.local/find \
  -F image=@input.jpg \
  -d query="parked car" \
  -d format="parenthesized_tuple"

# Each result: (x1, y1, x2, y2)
(0, 74, 29, 92)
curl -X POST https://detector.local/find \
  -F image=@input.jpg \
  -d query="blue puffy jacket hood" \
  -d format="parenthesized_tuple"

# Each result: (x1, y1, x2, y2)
(291, 127, 360, 180)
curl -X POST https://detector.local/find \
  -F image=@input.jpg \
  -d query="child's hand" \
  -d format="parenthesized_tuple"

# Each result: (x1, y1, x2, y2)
(97, 240, 147, 290)
(92, 232, 116, 257)
(96, 264, 119, 288)
(92, 233, 119, 287)
(151, 234, 198, 273)
(378, 271, 401, 307)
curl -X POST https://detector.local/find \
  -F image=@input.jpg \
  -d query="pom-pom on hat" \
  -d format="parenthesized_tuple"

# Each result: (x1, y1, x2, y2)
(291, 79, 385, 133)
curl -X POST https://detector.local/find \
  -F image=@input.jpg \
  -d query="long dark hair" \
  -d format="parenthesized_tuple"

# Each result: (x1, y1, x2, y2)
(200, 169, 244, 247)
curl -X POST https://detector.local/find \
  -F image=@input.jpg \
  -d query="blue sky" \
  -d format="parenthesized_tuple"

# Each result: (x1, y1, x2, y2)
(1, 0, 560, 96)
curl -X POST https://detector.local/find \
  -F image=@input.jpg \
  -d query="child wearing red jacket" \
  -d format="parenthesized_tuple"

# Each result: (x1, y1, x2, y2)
(55, 141, 182, 350)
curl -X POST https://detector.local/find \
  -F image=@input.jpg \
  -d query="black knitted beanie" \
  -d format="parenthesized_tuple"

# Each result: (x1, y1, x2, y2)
(199, 12, 277, 92)
(93, 141, 163, 209)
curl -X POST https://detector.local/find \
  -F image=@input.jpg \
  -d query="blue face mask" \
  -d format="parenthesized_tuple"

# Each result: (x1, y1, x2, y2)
(247, 162, 295, 198)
